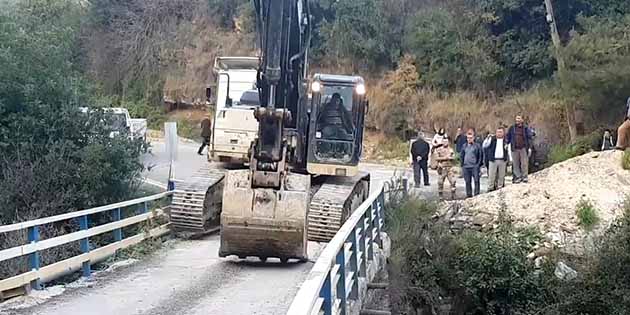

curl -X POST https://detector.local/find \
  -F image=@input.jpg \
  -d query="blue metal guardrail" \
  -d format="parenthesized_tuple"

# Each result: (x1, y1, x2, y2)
(287, 183, 387, 315)
(0, 192, 172, 294)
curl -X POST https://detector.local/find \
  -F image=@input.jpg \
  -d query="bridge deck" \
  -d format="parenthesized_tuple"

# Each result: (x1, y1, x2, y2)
(10, 236, 325, 315)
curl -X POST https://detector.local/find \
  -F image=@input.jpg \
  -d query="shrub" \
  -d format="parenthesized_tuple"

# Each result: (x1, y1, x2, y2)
(546, 131, 600, 166)
(546, 200, 630, 315)
(387, 197, 557, 314)
(576, 198, 600, 231)
(388, 194, 630, 315)
(124, 100, 167, 130)
(0, 2, 145, 280)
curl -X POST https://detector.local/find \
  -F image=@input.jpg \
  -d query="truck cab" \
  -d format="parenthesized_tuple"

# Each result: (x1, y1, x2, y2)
(209, 57, 260, 164)
(306, 74, 367, 177)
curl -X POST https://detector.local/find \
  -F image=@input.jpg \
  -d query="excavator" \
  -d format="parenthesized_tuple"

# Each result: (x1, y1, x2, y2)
(219, 0, 369, 262)
(169, 0, 369, 263)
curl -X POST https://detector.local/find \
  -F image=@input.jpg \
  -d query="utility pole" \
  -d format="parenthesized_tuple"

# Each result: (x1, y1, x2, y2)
(544, 0, 578, 140)
(544, 0, 565, 72)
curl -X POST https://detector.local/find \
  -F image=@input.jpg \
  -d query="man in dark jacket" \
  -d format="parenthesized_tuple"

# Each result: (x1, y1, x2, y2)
(483, 127, 509, 192)
(460, 131, 483, 198)
(455, 127, 467, 153)
(198, 117, 212, 155)
(506, 115, 532, 183)
(410, 131, 430, 187)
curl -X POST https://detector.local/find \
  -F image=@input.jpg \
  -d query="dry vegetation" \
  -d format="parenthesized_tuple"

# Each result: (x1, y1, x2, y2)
(85, 0, 255, 106)
(367, 56, 567, 144)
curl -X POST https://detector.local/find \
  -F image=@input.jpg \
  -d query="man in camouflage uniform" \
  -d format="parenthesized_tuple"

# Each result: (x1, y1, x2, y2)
(435, 137, 457, 199)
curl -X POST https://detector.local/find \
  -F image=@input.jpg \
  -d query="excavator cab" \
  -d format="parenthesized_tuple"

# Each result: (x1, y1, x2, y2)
(307, 74, 367, 177)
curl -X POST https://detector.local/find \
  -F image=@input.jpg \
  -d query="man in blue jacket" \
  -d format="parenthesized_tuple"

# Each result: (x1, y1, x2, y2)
(460, 130, 483, 198)
(506, 115, 532, 184)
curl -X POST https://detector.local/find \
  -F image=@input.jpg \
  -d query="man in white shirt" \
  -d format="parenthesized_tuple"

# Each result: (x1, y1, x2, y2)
(483, 127, 509, 192)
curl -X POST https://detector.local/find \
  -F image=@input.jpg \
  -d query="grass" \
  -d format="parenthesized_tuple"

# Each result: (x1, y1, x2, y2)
(576, 198, 600, 231)
(166, 109, 208, 140)
(545, 131, 601, 167)
(623, 149, 630, 170)
(378, 138, 409, 160)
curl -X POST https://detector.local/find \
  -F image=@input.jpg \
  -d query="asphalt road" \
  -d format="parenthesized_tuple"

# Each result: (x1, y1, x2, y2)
(3, 140, 484, 315)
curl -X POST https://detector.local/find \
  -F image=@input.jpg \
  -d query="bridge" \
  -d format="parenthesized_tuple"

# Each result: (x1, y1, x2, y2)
(0, 141, 405, 315)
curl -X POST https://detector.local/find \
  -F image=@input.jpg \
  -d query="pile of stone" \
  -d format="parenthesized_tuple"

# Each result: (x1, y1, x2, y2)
(441, 150, 630, 253)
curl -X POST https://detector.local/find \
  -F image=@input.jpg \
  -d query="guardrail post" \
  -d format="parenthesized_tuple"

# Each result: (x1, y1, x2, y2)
(349, 230, 360, 299)
(336, 249, 347, 314)
(372, 199, 382, 248)
(358, 214, 367, 277)
(112, 208, 123, 241)
(78, 215, 91, 278)
(27, 226, 42, 290)
(402, 177, 409, 198)
(142, 201, 149, 214)
(320, 272, 333, 315)
(367, 207, 375, 261)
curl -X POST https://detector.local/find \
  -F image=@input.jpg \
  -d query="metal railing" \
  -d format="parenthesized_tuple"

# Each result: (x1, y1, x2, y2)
(287, 183, 387, 315)
(0, 192, 173, 293)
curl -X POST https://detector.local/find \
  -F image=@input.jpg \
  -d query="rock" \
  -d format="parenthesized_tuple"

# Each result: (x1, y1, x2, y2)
(472, 214, 493, 227)
(554, 262, 578, 281)
(441, 151, 630, 255)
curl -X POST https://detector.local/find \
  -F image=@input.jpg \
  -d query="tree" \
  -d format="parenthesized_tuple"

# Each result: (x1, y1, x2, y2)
(319, 0, 396, 71)
(0, 0, 145, 225)
(558, 15, 630, 124)
(405, 6, 502, 91)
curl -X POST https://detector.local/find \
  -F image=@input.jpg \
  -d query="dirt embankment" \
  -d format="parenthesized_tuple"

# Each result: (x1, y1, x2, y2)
(442, 150, 630, 253)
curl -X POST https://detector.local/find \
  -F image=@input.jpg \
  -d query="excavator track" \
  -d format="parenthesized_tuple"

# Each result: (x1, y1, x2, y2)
(308, 172, 370, 242)
(170, 164, 226, 232)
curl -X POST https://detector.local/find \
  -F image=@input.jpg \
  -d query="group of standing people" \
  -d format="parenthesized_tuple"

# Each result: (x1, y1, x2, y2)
(410, 114, 534, 200)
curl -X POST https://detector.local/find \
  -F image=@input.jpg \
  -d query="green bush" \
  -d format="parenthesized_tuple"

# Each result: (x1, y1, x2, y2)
(124, 100, 167, 130)
(387, 197, 557, 314)
(175, 118, 198, 140)
(545, 200, 630, 315)
(576, 198, 600, 230)
(388, 194, 630, 315)
(0, 1, 145, 279)
(546, 131, 600, 166)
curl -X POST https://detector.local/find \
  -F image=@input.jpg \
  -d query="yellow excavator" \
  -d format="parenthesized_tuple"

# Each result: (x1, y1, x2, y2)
(170, 0, 370, 263)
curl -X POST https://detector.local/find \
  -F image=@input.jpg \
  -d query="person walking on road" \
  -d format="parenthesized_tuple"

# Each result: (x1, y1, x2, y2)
(410, 132, 431, 188)
(436, 137, 456, 199)
(483, 127, 509, 192)
(461, 131, 483, 198)
(616, 97, 630, 150)
(507, 115, 532, 183)
(198, 117, 212, 156)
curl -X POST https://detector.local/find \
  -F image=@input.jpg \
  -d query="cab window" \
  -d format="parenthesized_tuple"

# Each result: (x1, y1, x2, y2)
(316, 85, 356, 141)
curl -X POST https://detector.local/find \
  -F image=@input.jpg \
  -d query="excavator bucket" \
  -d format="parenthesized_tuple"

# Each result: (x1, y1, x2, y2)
(219, 170, 310, 262)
